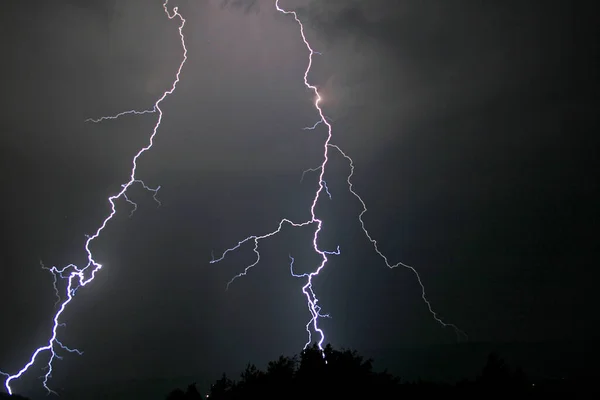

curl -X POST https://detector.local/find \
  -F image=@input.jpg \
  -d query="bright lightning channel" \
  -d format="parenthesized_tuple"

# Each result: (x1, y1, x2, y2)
(1, 1, 187, 395)
(210, 0, 466, 355)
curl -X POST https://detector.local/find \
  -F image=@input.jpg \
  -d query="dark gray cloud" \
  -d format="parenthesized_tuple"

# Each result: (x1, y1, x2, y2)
(220, 0, 260, 14)
(221, 0, 587, 162)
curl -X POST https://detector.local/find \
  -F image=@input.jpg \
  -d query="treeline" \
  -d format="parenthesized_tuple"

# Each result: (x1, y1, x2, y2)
(165, 344, 595, 399)
(2, 344, 595, 399)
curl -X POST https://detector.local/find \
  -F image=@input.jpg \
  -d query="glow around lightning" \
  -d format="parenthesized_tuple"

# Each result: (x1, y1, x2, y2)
(211, 0, 466, 353)
(1, 1, 187, 395)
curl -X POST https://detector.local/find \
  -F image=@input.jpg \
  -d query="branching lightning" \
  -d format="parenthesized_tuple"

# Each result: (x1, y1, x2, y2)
(211, 0, 339, 353)
(328, 144, 466, 339)
(84, 107, 157, 123)
(2, 0, 466, 395)
(210, 0, 466, 355)
(1, 1, 187, 395)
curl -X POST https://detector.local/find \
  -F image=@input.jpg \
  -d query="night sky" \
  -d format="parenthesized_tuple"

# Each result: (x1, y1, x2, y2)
(1, 0, 599, 397)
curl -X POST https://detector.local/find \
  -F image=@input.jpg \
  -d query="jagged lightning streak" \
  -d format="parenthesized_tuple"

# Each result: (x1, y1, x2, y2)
(40, 261, 62, 309)
(84, 107, 157, 123)
(327, 144, 467, 340)
(288, 252, 338, 347)
(211, 0, 337, 352)
(124, 180, 162, 218)
(1, 2, 187, 395)
(210, 0, 465, 353)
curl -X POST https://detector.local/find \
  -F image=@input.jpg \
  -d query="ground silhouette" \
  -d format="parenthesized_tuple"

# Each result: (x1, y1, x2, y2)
(166, 344, 596, 399)
(2, 344, 596, 398)
(0, 394, 30, 400)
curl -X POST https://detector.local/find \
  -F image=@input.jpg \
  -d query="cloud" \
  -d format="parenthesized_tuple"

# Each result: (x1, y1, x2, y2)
(282, 1, 570, 140)
(220, 0, 260, 14)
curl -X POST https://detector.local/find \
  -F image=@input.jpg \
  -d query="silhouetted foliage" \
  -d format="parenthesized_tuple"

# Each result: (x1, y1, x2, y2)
(203, 343, 399, 400)
(3, 344, 598, 399)
(165, 344, 598, 399)
(481, 352, 511, 384)
(165, 383, 203, 400)
(165, 388, 185, 400)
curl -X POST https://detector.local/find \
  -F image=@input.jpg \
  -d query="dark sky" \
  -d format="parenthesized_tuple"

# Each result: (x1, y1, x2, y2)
(1, 0, 599, 397)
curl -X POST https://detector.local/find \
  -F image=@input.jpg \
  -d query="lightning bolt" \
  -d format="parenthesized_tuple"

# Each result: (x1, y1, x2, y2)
(328, 144, 467, 340)
(210, 0, 466, 356)
(211, 0, 338, 353)
(1, 1, 187, 395)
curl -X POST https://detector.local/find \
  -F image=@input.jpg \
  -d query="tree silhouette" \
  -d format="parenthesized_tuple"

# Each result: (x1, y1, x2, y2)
(480, 352, 511, 384)
(208, 373, 234, 399)
(205, 343, 400, 400)
(167, 346, 596, 399)
(476, 351, 531, 393)
(165, 383, 203, 400)
(165, 388, 186, 400)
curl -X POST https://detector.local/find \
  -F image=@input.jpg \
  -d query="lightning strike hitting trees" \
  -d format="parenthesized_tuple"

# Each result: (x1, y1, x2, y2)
(211, 0, 465, 354)
(1, 1, 187, 395)
(2, 0, 465, 396)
